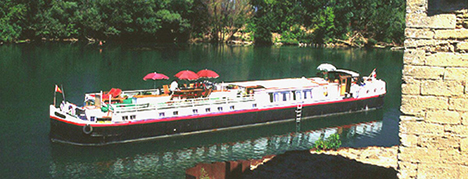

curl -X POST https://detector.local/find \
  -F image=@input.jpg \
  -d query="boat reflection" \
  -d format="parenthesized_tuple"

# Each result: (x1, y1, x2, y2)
(50, 110, 384, 178)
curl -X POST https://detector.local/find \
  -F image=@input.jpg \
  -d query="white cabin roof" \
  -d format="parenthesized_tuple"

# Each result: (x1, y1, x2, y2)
(333, 69, 360, 77)
(225, 77, 321, 90)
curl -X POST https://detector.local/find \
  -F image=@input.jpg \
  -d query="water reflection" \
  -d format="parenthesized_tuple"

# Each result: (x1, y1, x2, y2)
(50, 110, 383, 178)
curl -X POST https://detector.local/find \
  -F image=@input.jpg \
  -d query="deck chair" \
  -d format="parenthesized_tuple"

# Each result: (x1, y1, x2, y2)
(163, 85, 170, 94)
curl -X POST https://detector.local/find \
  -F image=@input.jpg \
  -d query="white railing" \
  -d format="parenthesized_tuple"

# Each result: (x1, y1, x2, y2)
(112, 95, 256, 114)
(121, 89, 161, 96)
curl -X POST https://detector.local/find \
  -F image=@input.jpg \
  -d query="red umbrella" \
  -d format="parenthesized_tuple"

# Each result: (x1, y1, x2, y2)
(175, 70, 199, 80)
(197, 69, 219, 78)
(143, 72, 169, 89)
(143, 72, 169, 80)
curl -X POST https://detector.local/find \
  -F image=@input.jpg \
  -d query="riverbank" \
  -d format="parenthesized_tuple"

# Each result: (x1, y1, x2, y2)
(4, 35, 403, 50)
(243, 146, 398, 178)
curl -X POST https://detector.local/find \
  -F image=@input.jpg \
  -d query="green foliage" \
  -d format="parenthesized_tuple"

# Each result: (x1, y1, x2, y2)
(280, 25, 304, 44)
(0, 0, 405, 44)
(0, 1, 27, 42)
(313, 133, 342, 152)
(250, 0, 405, 45)
(312, 6, 336, 44)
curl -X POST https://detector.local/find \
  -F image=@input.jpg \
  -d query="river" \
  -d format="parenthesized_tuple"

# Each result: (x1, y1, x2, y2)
(0, 43, 402, 178)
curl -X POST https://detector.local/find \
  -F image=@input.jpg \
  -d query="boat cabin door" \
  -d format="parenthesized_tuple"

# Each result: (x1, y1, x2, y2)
(339, 75, 352, 96)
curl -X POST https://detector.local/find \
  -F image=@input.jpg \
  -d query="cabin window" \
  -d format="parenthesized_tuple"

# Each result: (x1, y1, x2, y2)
(253, 103, 257, 108)
(283, 93, 287, 101)
(303, 91, 308, 99)
(268, 93, 274, 103)
(374, 88, 377, 92)
(193, 109, 198, 114)
(130, 115, 136, 120)
(295, 91, 301, 100)
(292, 92, 296, 100)
(274, 93, 280, 102)
(206, 108, 211, 113)
(90, 116, 95, 121)
(218, 107, 223, 111)
(230, 106, 235, 110)
(122, 116, 129, 120)
(159, 112, 165, 117)
(173, 111, 179, 116)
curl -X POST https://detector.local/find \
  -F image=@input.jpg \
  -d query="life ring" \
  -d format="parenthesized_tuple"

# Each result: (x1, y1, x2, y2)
(83, 124, 93, 134)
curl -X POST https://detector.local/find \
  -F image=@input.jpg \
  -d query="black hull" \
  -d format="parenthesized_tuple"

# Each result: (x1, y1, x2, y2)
(50, 95, 385, 146)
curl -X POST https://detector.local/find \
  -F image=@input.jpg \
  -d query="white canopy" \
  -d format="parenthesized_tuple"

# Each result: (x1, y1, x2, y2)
(226, 78, 319, 90)
(317, 63, 337, 72)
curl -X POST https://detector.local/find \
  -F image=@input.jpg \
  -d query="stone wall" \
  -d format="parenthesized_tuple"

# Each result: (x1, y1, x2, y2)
(399, 0, 468, 178)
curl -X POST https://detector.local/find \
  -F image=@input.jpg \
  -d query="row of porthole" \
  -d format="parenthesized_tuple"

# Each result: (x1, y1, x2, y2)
(158, 103, 258, 117)
(121, 115, 136, 121)
(365, 87, 384, 94)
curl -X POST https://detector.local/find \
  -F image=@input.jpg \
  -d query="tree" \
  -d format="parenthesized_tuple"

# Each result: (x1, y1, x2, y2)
(191, 0, 253, 42)
(0, 0, 27, 42)
(312, 6, 336, 44)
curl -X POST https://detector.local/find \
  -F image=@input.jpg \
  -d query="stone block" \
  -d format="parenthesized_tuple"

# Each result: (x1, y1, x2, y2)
(397, 161, 418, 179)
(456, 42, 468, 51)
(406, 13, 426, 28)
(405, 28, 435, 39)
(435, 29, 468, 39)
(449, 97, 468, 111)
(429, 14, 457, 29)
(406, 0, 427, 14)
(438, 146, 468, 165)
(406, 0, 426, 8)
(403, 49, 426, 65)
(425, 52, 468, 67)
(401, 96, 448, 114)
(462, 113, 468, 125)
(445, 125, 468, 136)
(462, 138, 468, 153)
(421, 80, 464, 96)
(400, 120, 445, 135)
(402, 82, 421, 95)
(426, 110, 461, 124)
(398, 147, 440, 163)
(400, 115, 424, 122)
(400, 133, 418, 147)
(401, 77, 421, 95)
(407, 14, 456, 29)
(418, 134, 460, 149)
(404, 39, 448, 48)
(403, 65, 445, 79)
(417, 164, 468, 179)
(444, 68, 468, 80)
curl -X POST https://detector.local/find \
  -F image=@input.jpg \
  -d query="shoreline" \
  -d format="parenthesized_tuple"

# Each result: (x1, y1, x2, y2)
(3, 38, 404, 50)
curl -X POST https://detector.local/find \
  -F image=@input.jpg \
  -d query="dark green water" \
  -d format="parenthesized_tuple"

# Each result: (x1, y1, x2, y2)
(0, 43, 402, 178)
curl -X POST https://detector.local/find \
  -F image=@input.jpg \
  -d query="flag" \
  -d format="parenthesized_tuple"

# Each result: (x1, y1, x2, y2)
(55, 85, 62, 93)
(370, 69, 376, 78)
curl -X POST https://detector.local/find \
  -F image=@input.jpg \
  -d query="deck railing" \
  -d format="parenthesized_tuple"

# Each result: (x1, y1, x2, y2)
(112, 95, 255, 114)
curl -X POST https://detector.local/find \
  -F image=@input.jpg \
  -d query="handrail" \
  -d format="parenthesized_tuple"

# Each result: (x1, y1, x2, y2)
(112, 94, 256, 113)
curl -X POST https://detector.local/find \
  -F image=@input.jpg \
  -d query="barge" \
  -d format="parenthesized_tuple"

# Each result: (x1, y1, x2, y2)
(49, 64, 386, 146)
